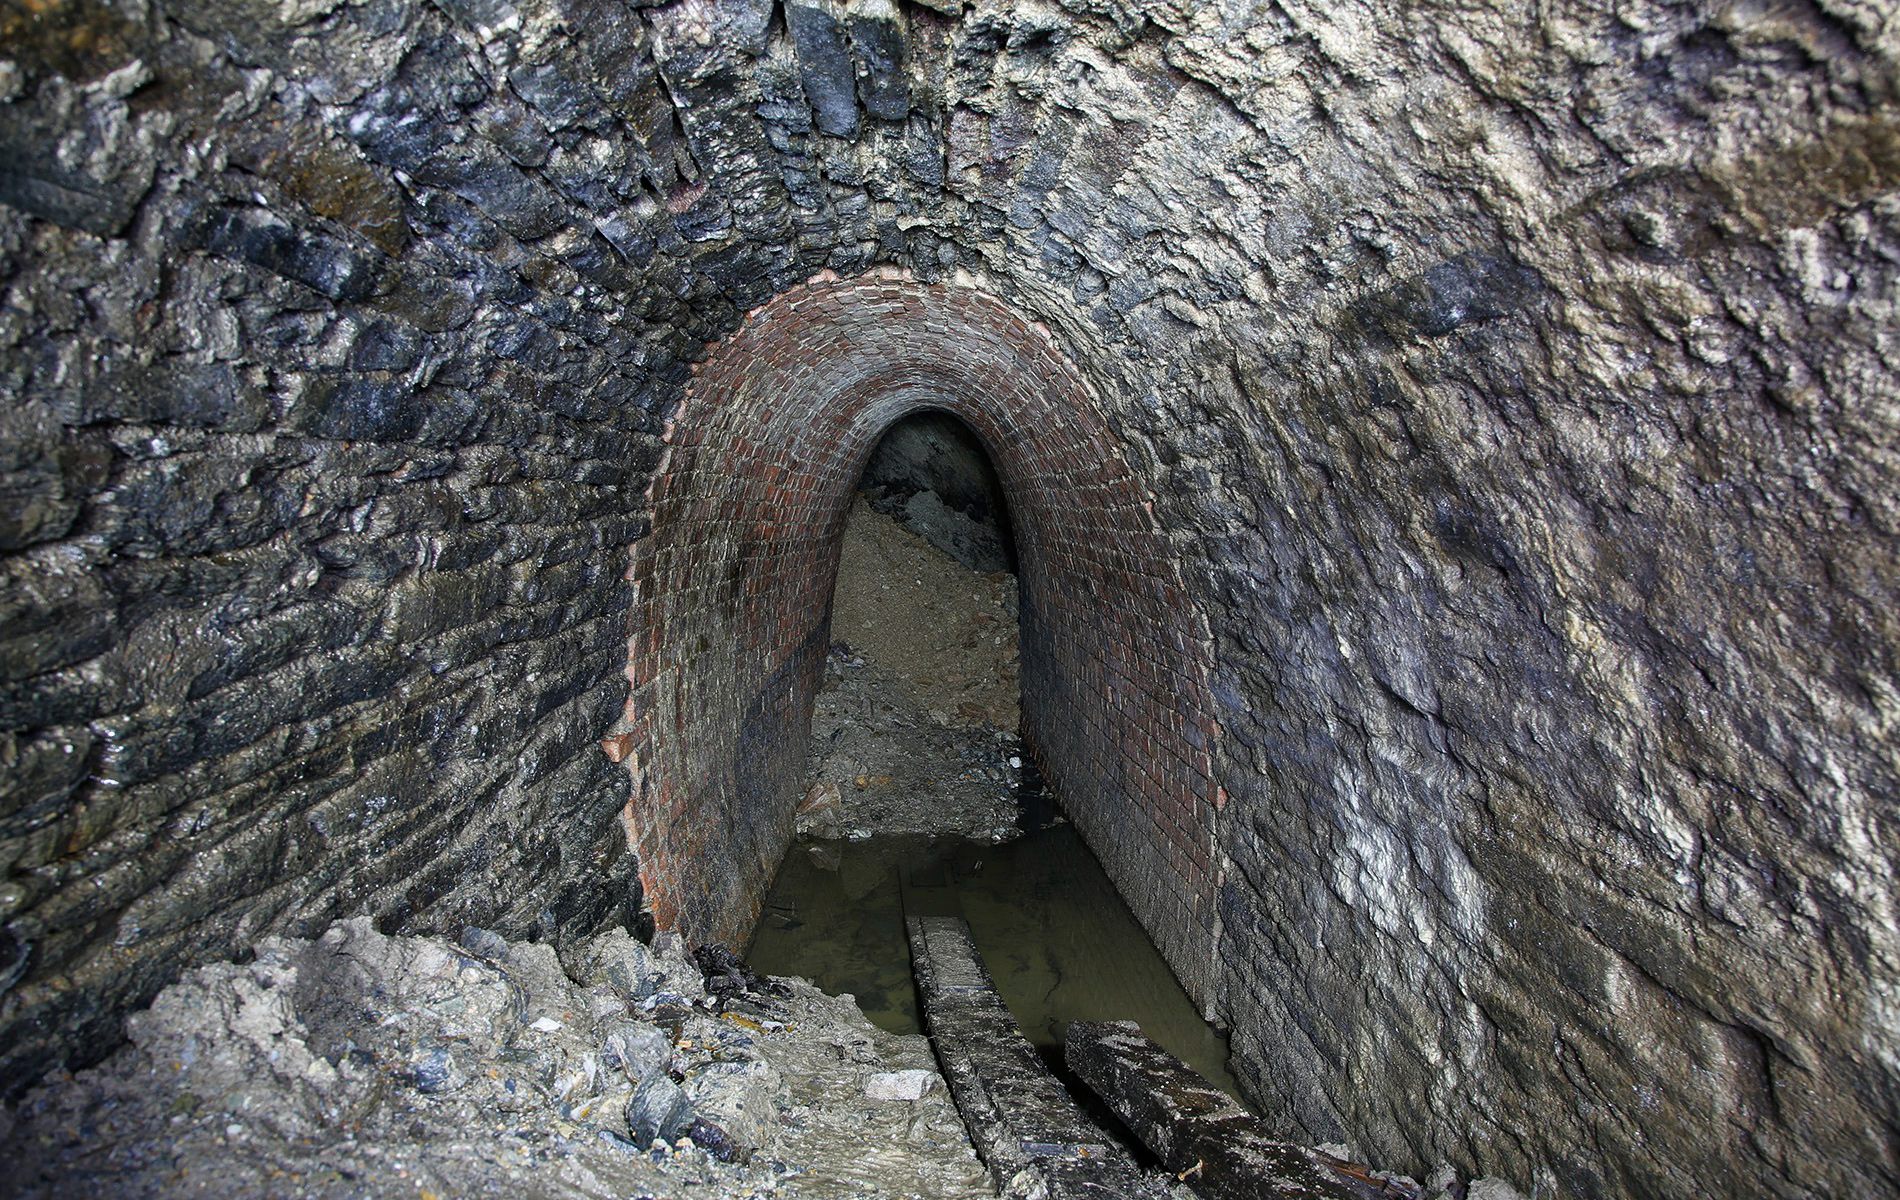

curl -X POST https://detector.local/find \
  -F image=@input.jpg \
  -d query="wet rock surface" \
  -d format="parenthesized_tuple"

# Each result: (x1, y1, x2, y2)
(0, 0, 1894, 1195)
(0, 918, 992, 1199)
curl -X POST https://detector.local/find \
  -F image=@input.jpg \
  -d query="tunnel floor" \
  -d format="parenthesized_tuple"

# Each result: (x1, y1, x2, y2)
(746, 818, 1242, 1103)
(747, 500, 1241, 1103)
(797, 494, 1025, 841)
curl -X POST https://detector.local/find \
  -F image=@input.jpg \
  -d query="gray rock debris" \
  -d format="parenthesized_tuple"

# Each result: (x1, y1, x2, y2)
(1464, 1180, 1530, 1200)
(564, 924, 665, 1002)
(627, 1071, 697, 1146)
(865, 1069, 936, 1101)
(649, 930, 711, 1003)
(684, 1059, 783, 1154)
(0, 917, 988, 1199)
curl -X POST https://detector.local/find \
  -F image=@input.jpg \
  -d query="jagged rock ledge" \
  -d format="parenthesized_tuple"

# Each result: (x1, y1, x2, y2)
(0, 919, 991, 1200)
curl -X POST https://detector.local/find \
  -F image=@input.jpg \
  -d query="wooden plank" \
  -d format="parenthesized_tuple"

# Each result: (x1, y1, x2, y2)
(1066, 1021, 1414, 1200)
(906, 916, 1173, 1200)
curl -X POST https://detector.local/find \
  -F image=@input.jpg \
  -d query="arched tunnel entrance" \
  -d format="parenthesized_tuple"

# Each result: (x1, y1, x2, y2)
(741, 403, 1238, 1090)
(614, 270, 1224, 1022)
(795, 406, 1027, 845)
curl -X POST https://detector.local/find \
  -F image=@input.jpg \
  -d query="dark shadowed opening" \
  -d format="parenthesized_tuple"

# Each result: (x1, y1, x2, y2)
(857, 410, 1019, 574)
(748, 410, 1238, 1104)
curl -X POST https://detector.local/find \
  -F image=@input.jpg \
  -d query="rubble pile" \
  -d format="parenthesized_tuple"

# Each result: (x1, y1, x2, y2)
(0, 919, 991, 1200)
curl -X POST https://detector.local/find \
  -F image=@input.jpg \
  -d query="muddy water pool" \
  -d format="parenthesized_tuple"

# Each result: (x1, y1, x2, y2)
(746, 817, 1242, 1102)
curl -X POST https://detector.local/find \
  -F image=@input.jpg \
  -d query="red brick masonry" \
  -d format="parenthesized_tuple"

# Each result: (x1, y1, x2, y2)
(618, 270, 1222, 1005)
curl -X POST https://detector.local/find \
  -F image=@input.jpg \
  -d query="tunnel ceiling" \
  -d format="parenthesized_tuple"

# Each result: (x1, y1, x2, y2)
(1, 0, 1897, 1197)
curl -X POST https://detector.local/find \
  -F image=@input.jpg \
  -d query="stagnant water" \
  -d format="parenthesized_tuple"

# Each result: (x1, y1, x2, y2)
(746, 813, 1243, 1102)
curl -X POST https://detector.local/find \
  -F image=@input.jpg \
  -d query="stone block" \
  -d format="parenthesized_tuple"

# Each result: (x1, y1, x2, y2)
(94, 360, 269, 430)
(0, 71, 156, 236)
(784, 1, 859, 139)
(0, 557, 115, 681)
(296, 376, 425, 442)
(626, 1071, 695, 1146)
(0, 728, 94, 842)
(847, 1, 909, 122)
(198, 205, 383, 301)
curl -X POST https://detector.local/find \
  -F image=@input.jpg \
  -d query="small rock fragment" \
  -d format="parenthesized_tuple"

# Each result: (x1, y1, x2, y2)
(864, 1069, 935, 1101)
(684, 1059, 782, 1156)
(626, 1073, 696, 1146)
(602, 1019, 673, 1083)
(650, 933, 708, 1002)
(577, 927, 663, 1001)
(409, 1046, 462, 1095)
(689, 1117, 740, 1161)
(797, 780, 844, 839)
(459, 926, 510, 960)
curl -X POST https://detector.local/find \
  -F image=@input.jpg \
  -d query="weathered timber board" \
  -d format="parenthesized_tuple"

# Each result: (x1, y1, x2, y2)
(1066, 1020, 1405, 1200)
(906, 916, 1172, 1200)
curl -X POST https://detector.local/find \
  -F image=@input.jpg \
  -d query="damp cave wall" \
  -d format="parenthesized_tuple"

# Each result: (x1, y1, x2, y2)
(1, 2, 1898, 1199)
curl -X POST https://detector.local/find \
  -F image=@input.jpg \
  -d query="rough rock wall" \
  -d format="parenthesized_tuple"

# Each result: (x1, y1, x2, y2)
(620, 272, 1221, 1000)
(1, 0, 1896, 1196)
(0, 0, 710, 1093)
(1138, 9, 1900, 1200)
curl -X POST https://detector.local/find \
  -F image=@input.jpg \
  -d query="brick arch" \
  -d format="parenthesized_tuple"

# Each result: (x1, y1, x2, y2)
(615, 270, 1222, 1005)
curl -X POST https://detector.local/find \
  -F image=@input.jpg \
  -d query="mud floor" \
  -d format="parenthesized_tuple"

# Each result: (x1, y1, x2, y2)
(747, 824, 1243, 1103)
(0, 920, 992, 1200)
(799, 499, 1023, 843)
(760, 500, 1242, 1099)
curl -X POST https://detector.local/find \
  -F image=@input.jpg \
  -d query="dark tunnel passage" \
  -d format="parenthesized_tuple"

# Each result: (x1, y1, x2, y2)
(746, 397, 1243, 1117)
(2, 1, 1896, 1194)
(615, 275, 1222, 1014)
(856, 410, 1020, 575)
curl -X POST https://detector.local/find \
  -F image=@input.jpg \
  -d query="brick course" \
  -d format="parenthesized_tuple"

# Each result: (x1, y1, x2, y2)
(622, 272, 1223, 1004)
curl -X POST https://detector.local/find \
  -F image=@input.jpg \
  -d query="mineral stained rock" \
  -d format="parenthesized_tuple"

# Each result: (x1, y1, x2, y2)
(0, 0, 1895, 1197)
